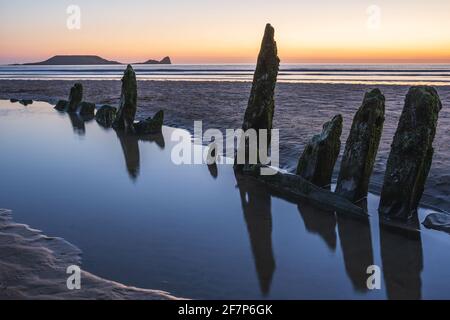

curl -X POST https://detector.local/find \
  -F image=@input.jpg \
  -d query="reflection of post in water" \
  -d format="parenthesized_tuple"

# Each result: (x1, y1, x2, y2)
(379, 222, 423, 300)
(68, 113, 93, 136)
(207, 164, 218, 179)
(297, 202, 337, 250)
(116, 132, 140, 180)
(336, 212, 374, 292)
(235, 173, 276, 297)
(138, 132, 165, 150)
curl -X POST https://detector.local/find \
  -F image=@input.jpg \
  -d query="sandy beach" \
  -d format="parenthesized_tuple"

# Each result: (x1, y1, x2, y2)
(1, 80, 449, 213)
(0, 209, 179, 300)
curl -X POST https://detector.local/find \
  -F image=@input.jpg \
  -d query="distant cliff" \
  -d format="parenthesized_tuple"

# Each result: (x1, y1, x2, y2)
(136, 56, 172, 65)
(23, 55, 121, 65)
(21, 55, 172, 65)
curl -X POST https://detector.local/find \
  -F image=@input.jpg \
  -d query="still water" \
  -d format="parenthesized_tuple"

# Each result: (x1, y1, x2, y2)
(1, 100, 450, 299)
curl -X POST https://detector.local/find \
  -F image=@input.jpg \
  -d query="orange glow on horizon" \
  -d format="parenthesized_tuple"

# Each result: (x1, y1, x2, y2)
(1, 0, 450, 64)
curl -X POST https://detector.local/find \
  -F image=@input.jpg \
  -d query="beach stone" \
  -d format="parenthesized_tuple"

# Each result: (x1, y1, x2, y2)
(236, 23, 279, 170)
(10, 98, 19, 103)
(296, 115, 343, 188)
(95, 105, 117, 127)
(113, 65, 137, 133)
(134, 110, 164, 135)
(379, 86, 442, 221)
(54, 100, 68, 111)
(19, 99, 33, 106)
(67, 83, 83, 113)
(423, 212, 450, 234)
(79, 101, 96, 116)
(336, 89, 385, 202)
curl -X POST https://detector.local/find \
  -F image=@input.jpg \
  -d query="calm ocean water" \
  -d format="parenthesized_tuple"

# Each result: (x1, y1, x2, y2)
(1, 64, 450, 85)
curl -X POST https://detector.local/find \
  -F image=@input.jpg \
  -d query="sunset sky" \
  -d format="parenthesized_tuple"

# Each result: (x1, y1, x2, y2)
(1, 0, 450, 64)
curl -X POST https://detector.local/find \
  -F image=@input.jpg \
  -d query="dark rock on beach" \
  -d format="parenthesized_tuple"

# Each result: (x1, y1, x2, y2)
(67, 83, 83, 113)
(79, 101, 96, 116)
(134, 110, 164, 135)
(113, 65, 137, 134)
(10, 98, 19, 103)
(55, 100, 68, 111)
(95, 105, 117, 128)
(296, 115, 343, 188)
(379, 86, 442, 221)
(336, 89, 385, 202)
(19, 99, 33, 106)
(423, 212, 450, 234)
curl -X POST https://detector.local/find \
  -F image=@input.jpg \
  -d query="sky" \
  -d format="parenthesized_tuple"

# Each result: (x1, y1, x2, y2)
(0, 0, 450, 64)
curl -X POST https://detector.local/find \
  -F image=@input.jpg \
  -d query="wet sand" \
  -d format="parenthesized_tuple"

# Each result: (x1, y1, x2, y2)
(1, 80, 448, 213)
(0, 209, 179, 299)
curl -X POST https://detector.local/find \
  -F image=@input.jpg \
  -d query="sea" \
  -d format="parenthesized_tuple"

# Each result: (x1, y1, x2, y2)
(0, 63, 449, 85)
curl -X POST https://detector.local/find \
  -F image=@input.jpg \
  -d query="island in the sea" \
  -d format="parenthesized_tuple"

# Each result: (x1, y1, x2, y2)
(136, 56, 172, 65)
(21, 55, 172, 65)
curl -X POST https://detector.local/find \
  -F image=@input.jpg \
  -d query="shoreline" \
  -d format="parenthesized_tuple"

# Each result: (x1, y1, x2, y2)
(0, 208, 181, 300)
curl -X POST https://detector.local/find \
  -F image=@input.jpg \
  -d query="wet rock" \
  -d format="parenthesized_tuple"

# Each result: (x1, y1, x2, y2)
(134, 110, 164, 135)
(55, 100, 68, 111)
(336, 89, 385, 202)
(10, 98, 19, 103)
(19, 99, 33, 106)
(67, 83, 83, 113)
(79, 102, 96, 116)
(236, 24, 280, 170)
(255, 166, 366, 217)
(379, 86, 442, 221)
(296, 115, 343, 188)
(113, 65, 137, 133)
(95, 105, 117, 128)
(422, 212, 450, 234)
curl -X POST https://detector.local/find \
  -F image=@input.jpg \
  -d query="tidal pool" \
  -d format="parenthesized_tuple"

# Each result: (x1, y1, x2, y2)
(0, 100, 449, 299)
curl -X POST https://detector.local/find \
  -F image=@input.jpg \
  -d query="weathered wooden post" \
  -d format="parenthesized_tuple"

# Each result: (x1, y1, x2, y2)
(379, 86, 442, 221)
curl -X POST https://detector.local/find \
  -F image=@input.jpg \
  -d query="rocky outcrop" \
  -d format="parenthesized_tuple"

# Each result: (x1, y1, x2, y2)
(134, 110, 164, 135)
(160, 57, 171, 65)
(23, 55, 121, 65)
(95, 105, 117, 128)
(54, 84, 94, 114)
(379, 86, 442, 221)
(79, 102, 95, 116)
(9, 98, 33, 106)
(296, 115, 343, 188)
(112, 65, 137, 134)
(336, 89, 385, 202)
(423, 212, 450, 234)
(19, 99, 33, 106)
(236, 24, 280, 170)
(67, 83, 83, 112)
(55, 100, 68, 111)
(138, 56, 172, 65)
